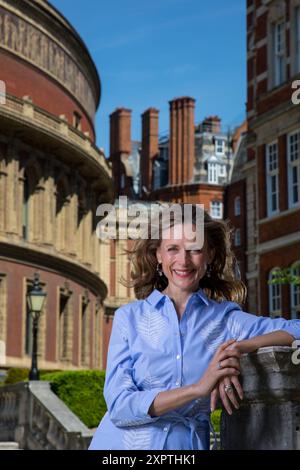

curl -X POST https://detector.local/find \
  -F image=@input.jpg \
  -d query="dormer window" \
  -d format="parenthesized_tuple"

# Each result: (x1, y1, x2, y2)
(215, 138, 225, 155)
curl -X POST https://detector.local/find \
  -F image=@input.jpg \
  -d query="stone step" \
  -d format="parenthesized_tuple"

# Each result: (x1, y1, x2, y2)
(0, 442, 20, 450)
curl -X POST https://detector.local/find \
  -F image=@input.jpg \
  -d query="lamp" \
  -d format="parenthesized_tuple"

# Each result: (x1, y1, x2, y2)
(27, 273, 46, 380)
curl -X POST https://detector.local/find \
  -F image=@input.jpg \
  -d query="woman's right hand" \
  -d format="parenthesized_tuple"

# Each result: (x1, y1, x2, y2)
(194, 339, 242, 398)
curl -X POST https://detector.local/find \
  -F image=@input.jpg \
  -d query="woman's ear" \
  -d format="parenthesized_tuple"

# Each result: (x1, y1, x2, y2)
(156, 246, 162, 264)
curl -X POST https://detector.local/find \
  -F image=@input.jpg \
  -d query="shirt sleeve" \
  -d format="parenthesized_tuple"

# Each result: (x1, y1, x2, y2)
(224, 302, 300, 341)
(103, 308, 165, 427)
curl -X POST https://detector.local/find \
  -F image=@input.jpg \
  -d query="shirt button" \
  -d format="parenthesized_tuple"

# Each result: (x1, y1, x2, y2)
(175, 381, 180, 386)
(176, 355, 181, 360)
(163, 427, 168, 432)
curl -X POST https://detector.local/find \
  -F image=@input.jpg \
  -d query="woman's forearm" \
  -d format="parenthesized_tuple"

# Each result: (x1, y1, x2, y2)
(148, 384, 200, 417)
(237, 330, 295, 354)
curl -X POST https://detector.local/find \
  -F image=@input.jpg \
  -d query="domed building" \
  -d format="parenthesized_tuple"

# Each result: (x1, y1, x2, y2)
(0, 0, 115, 371)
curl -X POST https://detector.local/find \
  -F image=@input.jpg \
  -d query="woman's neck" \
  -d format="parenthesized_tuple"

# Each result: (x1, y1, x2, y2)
(162, 286, 195, 317)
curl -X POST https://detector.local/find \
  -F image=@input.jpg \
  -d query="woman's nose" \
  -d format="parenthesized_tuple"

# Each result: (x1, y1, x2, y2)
(177, 249, 190, 264)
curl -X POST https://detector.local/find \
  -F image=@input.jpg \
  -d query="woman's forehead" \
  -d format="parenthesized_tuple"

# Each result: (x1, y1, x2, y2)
(161, 223, 204, 246)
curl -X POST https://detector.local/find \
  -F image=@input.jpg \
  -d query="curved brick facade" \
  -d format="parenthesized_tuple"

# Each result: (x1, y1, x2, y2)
(0, 0, 114, 371)
(0, 0, 100, 141)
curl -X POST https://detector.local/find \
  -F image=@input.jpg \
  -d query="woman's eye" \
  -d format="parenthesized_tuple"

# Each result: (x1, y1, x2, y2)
(168, 247, 177, 251)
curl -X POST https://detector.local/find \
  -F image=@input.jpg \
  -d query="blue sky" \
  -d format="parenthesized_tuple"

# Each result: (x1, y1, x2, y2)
(50, 0, 246, 155)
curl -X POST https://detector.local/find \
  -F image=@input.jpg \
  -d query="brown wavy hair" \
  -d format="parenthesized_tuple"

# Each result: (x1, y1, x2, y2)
(121, 204, 247, 305)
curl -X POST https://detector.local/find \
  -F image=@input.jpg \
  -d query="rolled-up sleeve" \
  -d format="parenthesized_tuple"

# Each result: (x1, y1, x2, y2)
(225, 302, 300, 341)
(103, 309, 164, 427)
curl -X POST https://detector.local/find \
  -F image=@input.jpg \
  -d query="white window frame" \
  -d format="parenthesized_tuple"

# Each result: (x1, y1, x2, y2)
(210, 201, 223, 219)
(268, 268, 282, 318)
(208, 162, 218, 184)
(288, 131, 300, 208)
(273, 21, 285, 87)
(290, 261, 300, 319)
(234, 196, 241, 216)
(234, 228, 241, 247)
(215, 139, 225, 155)
(266, 142, 279, 216)
(219, 165, 226, 177)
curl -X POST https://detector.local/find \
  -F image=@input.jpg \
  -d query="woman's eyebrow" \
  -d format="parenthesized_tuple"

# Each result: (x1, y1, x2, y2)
(185, 244, 203, 250)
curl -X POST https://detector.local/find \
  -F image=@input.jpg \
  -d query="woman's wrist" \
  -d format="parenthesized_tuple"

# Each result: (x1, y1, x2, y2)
(190, 382, 205, 399)
(234, 338, 259, 354)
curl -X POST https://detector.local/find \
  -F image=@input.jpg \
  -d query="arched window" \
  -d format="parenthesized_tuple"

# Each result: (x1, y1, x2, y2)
(268, 268, 282, 318)
(290, 261, 300, 319)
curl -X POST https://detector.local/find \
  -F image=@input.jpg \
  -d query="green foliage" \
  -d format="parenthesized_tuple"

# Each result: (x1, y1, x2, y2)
(41, 370, 107, 428)
(4, 367, 29, 384)
(211, 408, 222, 433)
(268, 264, 300, 286)
(4, 367, 60, 385)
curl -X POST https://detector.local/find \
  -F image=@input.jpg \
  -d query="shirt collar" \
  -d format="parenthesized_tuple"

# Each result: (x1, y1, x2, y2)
(146, 287, 209, 307)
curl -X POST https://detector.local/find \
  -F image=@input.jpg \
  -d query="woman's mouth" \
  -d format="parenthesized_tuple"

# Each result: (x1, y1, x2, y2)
(173, 269, 195, 278)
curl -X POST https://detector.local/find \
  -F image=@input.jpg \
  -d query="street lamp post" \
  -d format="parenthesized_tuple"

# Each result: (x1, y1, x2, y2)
(27, 273, 46, 381)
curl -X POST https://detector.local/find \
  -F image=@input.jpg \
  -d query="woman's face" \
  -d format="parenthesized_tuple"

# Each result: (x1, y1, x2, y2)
(156, 222, 213, 294)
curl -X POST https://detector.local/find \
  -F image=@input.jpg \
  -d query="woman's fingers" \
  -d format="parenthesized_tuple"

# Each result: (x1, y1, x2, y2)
(218, 367, 240, 377)
(218, 339, 236, 353)
(219, 379, 233, 415)
(230, 375, 244, 401)
(223, 377, 240, 410)
(210, 387, 219, 412)
(217, 357, 240, 371)
(218, 350, 242, 361)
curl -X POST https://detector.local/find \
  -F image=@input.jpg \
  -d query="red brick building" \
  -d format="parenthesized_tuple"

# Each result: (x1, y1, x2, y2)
(0, 0, 113, 370)
(109, 97, 234, 218)
(226, 0, 300, 319)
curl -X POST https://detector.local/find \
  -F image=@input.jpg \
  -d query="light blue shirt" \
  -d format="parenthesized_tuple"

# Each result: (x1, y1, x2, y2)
(89, 288, 300, 450)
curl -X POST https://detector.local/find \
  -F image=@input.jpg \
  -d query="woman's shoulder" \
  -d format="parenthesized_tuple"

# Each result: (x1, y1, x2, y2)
(209, 298, 242, 315)
(113, 298, 146, 321)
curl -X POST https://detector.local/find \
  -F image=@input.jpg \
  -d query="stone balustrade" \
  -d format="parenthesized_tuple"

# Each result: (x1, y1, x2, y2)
(0, 93, 110, 177)
(221, 346, 300, 450)
(0, 381, 93, 450)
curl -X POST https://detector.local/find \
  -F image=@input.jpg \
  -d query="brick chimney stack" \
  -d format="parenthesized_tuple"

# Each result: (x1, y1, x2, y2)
(169, 96, 195, 185)
(109, 108, 131, 195)
(203, 115, 221, 133)
(141, 108, 159, 194)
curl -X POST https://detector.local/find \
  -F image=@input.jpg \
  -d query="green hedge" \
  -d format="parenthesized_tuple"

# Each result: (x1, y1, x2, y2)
(4, 367, 29, 385)
(211, 409, 222, 433)
(41, 370, 107, 429)
(4, 368, 107, 429)
(5, 368, 222, 432)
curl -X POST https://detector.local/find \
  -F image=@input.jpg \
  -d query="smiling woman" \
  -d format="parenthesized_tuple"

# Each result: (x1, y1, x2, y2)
(89, 204, 300, 451)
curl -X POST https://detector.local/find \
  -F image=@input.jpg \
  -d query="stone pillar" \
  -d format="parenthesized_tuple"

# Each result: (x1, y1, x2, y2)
(43, 161, 55, 246)
(141, 108, 159, 193)
(169, 97, 195, 185)
(0, 163, 8, 233)
(221, 346, 300, 450)
(6, 145, 19, 236)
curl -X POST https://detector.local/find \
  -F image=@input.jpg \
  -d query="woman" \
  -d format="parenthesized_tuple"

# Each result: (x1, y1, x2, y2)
(89, 205, 300, 450)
